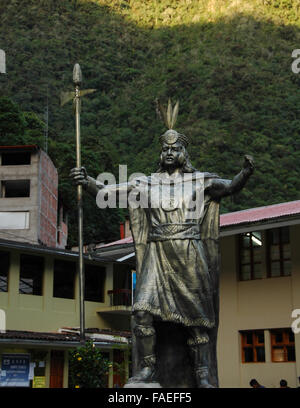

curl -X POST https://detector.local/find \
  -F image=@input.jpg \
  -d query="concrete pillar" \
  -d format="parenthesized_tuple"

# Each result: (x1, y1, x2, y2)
(43, 256, 53, 312)
(8, 251, 20, 311)
(104, 264, 114, 307)
(264, 330, 271, 363)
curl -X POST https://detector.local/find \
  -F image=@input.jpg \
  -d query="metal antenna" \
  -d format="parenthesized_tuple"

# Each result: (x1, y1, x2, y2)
(44, 85, 49, 153)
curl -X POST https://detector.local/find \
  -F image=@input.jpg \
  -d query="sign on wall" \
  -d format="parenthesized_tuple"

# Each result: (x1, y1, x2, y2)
(0, 354, 30, 387)
(132, 270, 136, 304)
(32, 376, 46, 388)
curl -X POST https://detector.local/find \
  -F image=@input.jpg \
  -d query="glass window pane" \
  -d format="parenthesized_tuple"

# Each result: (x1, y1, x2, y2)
(19, 255, 44, 295)
(254, 263, 262, 279)
(244, 348, 254, 362)
(283, 260, 292, 277)
(246, 333, 253, 345)
(84, 264, 106, 302)
(242, 235, 250, 248)
(252, 232, 262, 247)
(241, 264, 251, 281)
(256, 332, 264, 344)
(53, 260, 75, 299)
(241, 250, 250, 264)
(287, 346, 295, 361)
(283, 244, 291, 259)
(253, 248, 261, 262)
(270, 245, 280, 261)
(288, 331, 295, 343)
(273, 347, 285, 362)
(281, 227, 290, 244)
(270, 229, 280, 245)
(256, 347, 265, 362)
(270, 262, 281, 277)
(0, 251, 9, 292)
(275, 332, 283, 343)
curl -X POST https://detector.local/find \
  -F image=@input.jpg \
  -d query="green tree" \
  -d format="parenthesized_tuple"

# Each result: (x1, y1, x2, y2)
(0, 97, 26, 144)
(69, 340, 111, 388)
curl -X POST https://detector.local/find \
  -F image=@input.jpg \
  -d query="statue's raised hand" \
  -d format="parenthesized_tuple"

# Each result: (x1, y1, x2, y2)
(243, 155, 254, 174)
(70, 166, 89, 187)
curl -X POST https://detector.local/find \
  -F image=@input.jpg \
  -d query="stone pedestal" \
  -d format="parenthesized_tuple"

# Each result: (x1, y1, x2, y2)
(124, 382, 162, 388)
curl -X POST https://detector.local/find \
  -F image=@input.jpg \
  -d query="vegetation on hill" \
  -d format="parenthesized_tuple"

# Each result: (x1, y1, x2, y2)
(0, 0, 300, 246)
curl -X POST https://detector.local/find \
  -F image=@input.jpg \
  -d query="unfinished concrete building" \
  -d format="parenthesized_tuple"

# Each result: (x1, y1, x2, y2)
(0, 145, 67, 248)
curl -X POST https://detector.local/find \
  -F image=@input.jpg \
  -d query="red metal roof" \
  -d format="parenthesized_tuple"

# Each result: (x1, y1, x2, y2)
(221, 200, 300, 227)
(0, 145, 39, 151)
(100, 236, 134, 248)
(101, 200, 300, 247)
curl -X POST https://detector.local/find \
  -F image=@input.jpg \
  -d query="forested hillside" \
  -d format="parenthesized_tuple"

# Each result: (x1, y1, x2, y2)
(0, 0, 300, 246)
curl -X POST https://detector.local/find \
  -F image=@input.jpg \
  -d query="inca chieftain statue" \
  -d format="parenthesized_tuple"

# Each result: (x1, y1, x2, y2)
(71, 99, 254, 387)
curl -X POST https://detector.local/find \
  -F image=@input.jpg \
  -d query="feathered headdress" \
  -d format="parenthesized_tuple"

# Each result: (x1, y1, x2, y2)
(156, 98, 189, 147)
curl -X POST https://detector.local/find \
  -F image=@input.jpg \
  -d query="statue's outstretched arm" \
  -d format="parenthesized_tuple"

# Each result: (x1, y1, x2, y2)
(206, 155, 254, 200)
(70, 167, 102, 197)
(70, 166, 135, 198)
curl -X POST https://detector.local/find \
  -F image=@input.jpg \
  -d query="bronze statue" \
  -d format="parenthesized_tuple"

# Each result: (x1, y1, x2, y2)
(70, 100, 254, 387)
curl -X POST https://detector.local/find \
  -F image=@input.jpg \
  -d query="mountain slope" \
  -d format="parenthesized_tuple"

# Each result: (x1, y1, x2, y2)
(0, 0, 300, 245)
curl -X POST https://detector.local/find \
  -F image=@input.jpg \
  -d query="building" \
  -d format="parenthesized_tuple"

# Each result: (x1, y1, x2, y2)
(1, 146, 299, 387)
(0, 146, 133, 388)
(0, 237, 133, 388)
(0, 145, 67, 248)
(94, 200, 300, 388)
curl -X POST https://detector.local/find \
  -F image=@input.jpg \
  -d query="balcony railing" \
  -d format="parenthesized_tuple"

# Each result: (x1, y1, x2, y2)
(107, 289, 132, 307)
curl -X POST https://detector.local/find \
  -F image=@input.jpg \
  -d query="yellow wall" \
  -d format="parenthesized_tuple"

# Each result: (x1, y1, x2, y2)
(218, 224, 300, 388)
(0, 249, 130, 388)
(0, 251, 114, 333)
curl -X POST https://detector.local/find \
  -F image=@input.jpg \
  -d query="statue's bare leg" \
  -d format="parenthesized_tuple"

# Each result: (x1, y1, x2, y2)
(128, 311, 156, 383)
(187, 327, 214, 388)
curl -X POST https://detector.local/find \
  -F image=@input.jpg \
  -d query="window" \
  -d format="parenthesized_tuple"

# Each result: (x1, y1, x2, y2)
(239, 231, 262, 280)
(85, 264, 106, 302)
(1, 152, 31, 165)
(267, 227, 291, 277)
(271, 329, 295, 362)
(0, 251, 9, 292)
(241, 331, 265, 363)
(19, 255, 44, 295)
(0, 211, 29, 229)
(1, 180, 30, 198)
(53, 260, 76, 299)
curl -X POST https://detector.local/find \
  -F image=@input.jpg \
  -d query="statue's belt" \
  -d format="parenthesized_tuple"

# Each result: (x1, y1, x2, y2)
(148, 223, 200, 241)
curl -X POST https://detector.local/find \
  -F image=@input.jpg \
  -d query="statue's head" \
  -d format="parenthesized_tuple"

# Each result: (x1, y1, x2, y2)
(158, 129, 195, 173)
(156, 99, 196, 173)
(159, 130, 187, 169)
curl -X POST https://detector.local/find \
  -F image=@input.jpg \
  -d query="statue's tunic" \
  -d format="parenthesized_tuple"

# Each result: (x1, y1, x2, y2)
(97, 170, 230, 386)
(130, 172, 219, 329)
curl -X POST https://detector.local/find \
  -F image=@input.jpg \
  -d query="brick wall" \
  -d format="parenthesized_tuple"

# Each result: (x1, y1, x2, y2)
(38, 151, 58, 248)
(57, 220, 68, 249)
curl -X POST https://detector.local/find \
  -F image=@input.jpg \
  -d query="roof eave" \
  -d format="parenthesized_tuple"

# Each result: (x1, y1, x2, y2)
(220, 214, 300, 237)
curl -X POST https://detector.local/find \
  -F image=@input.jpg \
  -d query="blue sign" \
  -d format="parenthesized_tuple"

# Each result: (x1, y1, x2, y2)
(132, 271, 136, 303)
(0, 353, 30, 387)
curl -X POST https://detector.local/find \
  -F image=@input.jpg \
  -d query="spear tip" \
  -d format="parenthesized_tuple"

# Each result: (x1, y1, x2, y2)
(73, 63, 82, 85)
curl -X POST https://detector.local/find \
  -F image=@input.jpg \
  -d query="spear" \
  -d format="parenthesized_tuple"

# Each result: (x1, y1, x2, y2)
(61, 64, 96, 343)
